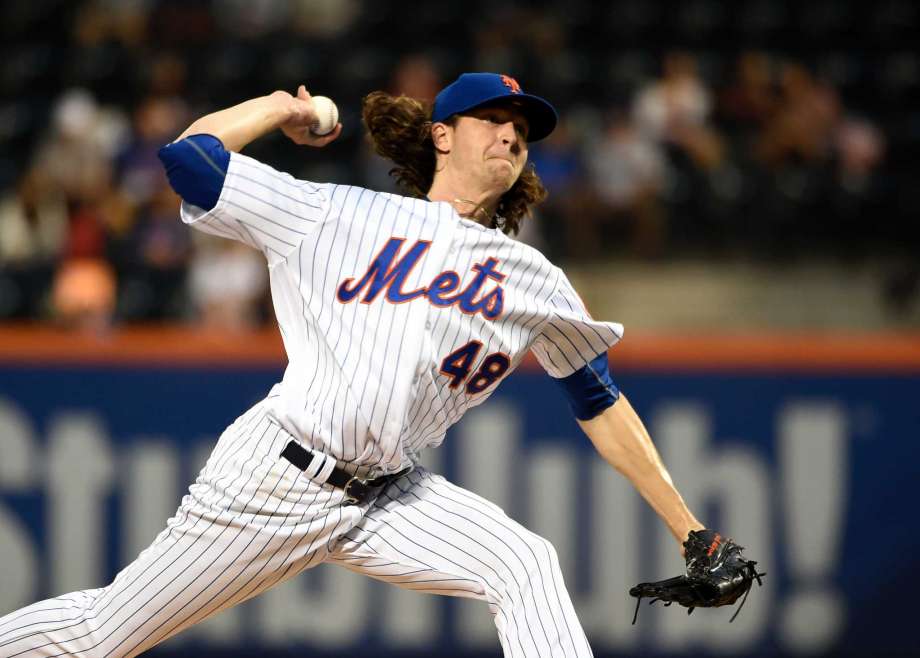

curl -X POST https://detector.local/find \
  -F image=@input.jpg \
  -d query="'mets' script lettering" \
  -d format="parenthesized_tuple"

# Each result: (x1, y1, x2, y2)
(336, 237, 505, 320)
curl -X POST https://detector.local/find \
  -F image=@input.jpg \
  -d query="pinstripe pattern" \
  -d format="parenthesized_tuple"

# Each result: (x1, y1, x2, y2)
(0, 413, 592, 657)
(0, 407, 366, 657)
(330, 468, 593, 657)
(0, 153, 618, 656)
(176, 153, 621, 472)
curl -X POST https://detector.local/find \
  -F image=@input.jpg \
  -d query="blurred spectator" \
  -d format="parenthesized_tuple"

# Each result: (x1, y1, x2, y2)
(828, 116, 887, 255)
(133, 186, 190, 271)
(32, 89, 126, 204)
(719, 51, 780, 135)
(30, 89, 130, 257)
(630, 52, 728, 252)
(834, 117, 885, 190)
(116, 95, 187, 208)
(0, 0, 911, 327)
(757, 63, 841, 166)
(0, 170, 68, 267)
(583, 111, 667, 258)
(99, 91, 190, 321)
(634, 52, 724, 171)
(64, 201, 109, 260)
(745, 64, 845, 255)
(188, 236, 268, 332)
(51, 258, 116, 333)
(3, 89, 126, 328)
(528, 119, 585, 256)
(117, 183, 192, 321)
(635, 52, 711, 139)
(0, 170, 68, 318)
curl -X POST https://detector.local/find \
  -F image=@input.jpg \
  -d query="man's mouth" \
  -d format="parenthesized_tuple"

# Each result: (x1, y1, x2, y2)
(488, 156, 515, 168)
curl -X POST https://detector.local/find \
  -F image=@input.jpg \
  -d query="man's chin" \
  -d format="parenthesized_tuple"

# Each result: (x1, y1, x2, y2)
(485, 163, 519, 191)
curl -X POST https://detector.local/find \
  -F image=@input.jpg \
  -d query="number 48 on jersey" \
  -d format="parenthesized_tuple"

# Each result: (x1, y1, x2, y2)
(440, 341, 511, 394)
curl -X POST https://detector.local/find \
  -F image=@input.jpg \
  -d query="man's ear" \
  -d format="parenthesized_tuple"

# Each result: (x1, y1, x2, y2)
(431, 121, 452, 153)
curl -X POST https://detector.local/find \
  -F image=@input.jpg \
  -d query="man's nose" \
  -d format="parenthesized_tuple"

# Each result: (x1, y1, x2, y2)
(499, 121, 521, 151)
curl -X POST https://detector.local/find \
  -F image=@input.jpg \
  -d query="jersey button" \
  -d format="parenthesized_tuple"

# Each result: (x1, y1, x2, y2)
(425, 321, 432, 330)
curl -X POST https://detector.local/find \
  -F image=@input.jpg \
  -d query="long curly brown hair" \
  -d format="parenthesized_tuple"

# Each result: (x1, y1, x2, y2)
(361, 91, 547, 236)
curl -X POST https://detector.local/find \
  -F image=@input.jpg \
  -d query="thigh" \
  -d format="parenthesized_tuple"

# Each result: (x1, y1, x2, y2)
(327, 468, 588, 657)
(107, 412, 366, 653)
(328, 467, 499, 600)
(330, 468, 554, 594)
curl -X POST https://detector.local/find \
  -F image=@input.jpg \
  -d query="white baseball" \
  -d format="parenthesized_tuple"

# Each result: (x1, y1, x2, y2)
(310, 95, 339, 136)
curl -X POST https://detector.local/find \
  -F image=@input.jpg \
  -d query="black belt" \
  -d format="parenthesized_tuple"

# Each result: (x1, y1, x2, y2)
(280, 440, 411, 505)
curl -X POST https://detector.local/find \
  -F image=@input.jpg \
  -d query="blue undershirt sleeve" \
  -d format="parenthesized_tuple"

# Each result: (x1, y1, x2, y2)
(552, 351, 620, 420)
(157, 134, 230, 211)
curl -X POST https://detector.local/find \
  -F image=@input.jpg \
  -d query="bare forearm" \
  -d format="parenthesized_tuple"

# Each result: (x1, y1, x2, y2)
(177, 92, 292, 152)
(578, 394, 703, 545)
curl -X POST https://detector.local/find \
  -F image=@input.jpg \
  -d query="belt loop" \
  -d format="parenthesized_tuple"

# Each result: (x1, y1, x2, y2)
(314, 453, 337, 484)
(304, 450, 335, 483)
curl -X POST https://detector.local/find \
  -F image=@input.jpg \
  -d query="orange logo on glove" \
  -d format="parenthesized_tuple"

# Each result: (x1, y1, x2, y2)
(707, 533, 722, 556)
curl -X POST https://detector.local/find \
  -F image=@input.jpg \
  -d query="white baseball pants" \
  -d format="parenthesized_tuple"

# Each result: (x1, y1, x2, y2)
(0, 404, 592, 657)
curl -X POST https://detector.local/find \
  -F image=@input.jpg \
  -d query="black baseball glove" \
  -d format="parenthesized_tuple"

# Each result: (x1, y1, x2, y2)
(629, 529, 765, 624)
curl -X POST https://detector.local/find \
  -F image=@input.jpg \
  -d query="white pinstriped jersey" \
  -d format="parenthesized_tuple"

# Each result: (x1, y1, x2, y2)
(0, 145, 602, 657)
(181, 152, 623, 474)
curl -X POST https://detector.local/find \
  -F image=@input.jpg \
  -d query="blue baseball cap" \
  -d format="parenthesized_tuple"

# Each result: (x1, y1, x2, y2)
(432, 72, 558, 142)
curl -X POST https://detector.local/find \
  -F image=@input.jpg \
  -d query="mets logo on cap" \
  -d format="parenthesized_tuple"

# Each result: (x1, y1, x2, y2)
(501, 75, 522, 94)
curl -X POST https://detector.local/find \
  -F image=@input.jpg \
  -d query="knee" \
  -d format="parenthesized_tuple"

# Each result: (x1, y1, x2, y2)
(63, 585, 154, 655)
(62, 590, 111, 644)
(486, 532, 564, 609)
(516, 531, 563, 585)
(531, 533, 562, 571)
(3, 590, 113, 655)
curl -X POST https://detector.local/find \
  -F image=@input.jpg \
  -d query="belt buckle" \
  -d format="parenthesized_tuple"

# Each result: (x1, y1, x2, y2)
(343, 476, 370, 505)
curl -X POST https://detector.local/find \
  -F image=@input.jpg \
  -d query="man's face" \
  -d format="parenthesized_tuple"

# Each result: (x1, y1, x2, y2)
(440, 103, 530, 193)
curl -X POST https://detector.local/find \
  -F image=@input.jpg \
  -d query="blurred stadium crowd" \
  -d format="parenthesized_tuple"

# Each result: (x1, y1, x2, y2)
(0, 0, 917, 330)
